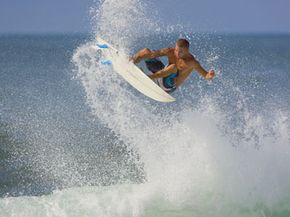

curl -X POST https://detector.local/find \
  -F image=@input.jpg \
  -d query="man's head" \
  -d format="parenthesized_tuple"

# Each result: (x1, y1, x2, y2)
(175, 38, 190, 58)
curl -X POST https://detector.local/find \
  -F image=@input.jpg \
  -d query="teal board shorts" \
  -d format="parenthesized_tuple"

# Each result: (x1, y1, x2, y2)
(145, 58, 179, 93)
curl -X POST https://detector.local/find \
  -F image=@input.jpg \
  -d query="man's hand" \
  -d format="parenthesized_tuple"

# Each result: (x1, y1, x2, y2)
(129, 55, 139, 64)
(148, 74, 155, 80)
(205, 69, 215, 80)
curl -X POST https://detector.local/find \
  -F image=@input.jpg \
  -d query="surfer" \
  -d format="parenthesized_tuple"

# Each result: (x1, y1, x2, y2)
(130, 38, 215, 93)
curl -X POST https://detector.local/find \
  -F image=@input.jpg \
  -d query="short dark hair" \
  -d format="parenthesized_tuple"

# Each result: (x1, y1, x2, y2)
(176, 38, 190, 49)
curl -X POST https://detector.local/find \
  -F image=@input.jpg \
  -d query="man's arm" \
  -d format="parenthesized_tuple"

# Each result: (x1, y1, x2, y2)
(192, 61, 215, 80)
(131, 48, 170, 64)
(176, 61, 215, 87)
(148, 64, 177, 79)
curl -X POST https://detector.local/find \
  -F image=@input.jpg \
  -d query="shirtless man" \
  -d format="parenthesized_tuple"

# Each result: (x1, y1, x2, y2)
(130, 38, 215, 93)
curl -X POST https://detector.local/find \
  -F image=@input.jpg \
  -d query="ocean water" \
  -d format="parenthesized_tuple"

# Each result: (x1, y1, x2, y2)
(1, 0, 290, 216)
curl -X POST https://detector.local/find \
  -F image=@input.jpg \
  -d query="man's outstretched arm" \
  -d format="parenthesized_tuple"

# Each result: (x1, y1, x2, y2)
(130, 48, 170, 64)
(192, 61, 215, 80)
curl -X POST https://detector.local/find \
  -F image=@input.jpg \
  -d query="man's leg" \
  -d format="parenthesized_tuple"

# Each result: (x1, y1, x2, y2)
(145, 58, 165, 73)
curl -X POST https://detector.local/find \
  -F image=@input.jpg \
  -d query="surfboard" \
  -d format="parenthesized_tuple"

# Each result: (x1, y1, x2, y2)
(93, 37, 176, 103)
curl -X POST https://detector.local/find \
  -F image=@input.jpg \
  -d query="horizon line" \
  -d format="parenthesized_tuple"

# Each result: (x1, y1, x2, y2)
(0, 30, 290, 36)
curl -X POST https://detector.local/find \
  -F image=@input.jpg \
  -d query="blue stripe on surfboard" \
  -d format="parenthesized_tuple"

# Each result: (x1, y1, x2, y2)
(97, 44, 109, 49)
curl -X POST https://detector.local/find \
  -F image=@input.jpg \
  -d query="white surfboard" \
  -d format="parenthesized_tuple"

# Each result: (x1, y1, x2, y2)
(93, 37, 176, 103)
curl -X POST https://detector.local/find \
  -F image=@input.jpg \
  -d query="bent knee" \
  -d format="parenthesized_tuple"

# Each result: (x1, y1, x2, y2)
(141, 48, 151, 54)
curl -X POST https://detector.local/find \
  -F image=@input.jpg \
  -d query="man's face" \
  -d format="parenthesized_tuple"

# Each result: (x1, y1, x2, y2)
(174, 45, 188, 58)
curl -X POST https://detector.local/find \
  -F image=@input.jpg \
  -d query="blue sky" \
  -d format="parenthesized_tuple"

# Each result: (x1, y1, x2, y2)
(0, 0, 290, 33)
(154, 0, 290, 33)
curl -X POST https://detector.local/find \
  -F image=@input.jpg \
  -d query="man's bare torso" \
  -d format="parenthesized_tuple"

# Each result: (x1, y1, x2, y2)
(164, 48, 197, 87)
(164, 48, 195, 70)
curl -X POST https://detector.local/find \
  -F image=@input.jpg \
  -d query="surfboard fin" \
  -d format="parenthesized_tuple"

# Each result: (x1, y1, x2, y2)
(97, 44, 109, 49)
(100, 60, 112, 65)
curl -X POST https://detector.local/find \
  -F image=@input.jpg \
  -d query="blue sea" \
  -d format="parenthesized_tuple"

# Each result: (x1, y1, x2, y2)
(1, 1, 290, 217)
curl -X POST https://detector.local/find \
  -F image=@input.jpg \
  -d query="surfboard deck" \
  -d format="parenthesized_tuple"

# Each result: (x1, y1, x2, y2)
(94, 37, 176, 103)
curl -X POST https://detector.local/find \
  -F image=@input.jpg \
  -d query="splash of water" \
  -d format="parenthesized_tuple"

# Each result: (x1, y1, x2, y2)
(71, 0, 290, 216)
(1, 0, 289, 216)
